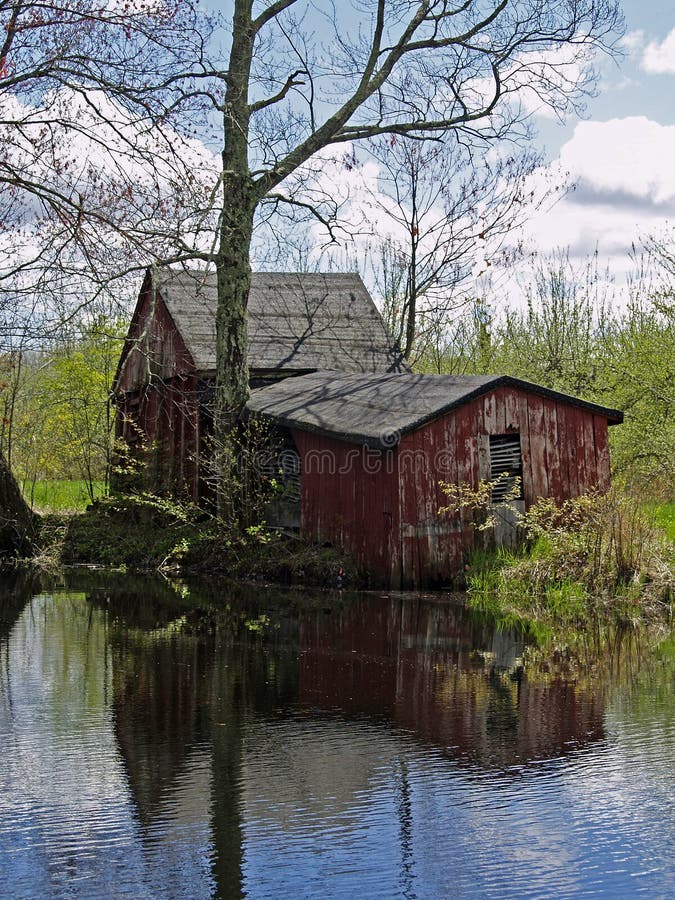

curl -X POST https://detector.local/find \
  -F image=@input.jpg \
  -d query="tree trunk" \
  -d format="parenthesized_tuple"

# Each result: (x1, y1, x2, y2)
(213, 0, 257, 522)
(0, 451, 38, 558)
(213, 176, 256, 521)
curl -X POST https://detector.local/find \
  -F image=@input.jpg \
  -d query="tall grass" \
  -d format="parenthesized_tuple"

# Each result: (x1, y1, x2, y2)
(23, 480, 105, 512)
(467, 490, 674, 631)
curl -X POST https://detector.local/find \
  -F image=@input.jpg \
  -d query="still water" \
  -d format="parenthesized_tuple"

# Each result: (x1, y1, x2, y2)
(0, 571, 673, 899)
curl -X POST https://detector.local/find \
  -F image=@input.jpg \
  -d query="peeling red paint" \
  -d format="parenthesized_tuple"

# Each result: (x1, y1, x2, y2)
(293, 386, 615, 588)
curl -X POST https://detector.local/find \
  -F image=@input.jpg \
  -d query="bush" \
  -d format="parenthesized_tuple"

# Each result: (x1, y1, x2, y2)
(468, 489, 674, 629)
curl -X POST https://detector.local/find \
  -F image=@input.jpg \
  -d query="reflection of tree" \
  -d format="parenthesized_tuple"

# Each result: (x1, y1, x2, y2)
(94, 575, 301, 899)
(111, 631, 210, 826)
(0, 570, 37, 643)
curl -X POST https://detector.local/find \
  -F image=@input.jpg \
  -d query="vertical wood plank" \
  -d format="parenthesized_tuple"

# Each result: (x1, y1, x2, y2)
(492, 386, 508, 434)
(559, 405, 579, 498)
(455, 401, 477, 558)
(437, 411, 462, 573)
(516, 391, 534, 507)
(483, 392, 497, 434)
(572, 408, 589, 494)
(581, 412, 597, 491)
(542, 399, 562, 502)
(527, 395, 549, 499)
(593, 415, 611, 491)
(504, 388, 520, 433)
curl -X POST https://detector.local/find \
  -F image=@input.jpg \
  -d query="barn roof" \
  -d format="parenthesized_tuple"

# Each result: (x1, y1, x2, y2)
(246, 371, 624, 448)
(153, 268, 403, 374)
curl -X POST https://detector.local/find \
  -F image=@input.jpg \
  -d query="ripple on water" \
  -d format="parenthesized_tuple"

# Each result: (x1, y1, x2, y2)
(0, 589, 673, 899)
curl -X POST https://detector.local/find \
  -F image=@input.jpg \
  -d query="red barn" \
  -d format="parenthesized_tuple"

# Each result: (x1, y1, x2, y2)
(113, 267, 403, 499)
(114, 267, 624, 588)
(247, 371, 624, 588)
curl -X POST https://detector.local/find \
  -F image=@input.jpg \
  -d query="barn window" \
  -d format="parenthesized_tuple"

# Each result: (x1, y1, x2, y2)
(489, 434, 523, 502)
(257, 428, 301, 504)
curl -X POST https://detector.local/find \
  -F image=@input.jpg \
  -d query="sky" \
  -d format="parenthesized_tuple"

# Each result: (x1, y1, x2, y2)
(498, 0, 675, 289)
(281, 0, 675, 308)
(5, 1, 674, 316)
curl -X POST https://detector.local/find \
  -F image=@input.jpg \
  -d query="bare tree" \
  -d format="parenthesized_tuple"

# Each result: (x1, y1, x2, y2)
(2, 1, 624, 516)
(0, 0, 215, 313)
(206, 0, 623, 511)
(354, 136, 560, 363)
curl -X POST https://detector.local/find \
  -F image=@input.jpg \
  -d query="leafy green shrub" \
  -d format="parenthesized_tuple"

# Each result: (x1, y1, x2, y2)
(468, 489, 674, 629)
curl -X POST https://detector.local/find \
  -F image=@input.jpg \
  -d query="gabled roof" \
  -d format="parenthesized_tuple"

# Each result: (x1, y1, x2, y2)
(246, 371, 624, 448)
(152, 268, 403, 374)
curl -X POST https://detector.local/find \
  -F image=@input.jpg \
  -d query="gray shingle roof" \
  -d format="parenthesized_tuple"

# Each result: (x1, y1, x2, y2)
(246, 371, 624, 447)
(155, 268, 403, 374)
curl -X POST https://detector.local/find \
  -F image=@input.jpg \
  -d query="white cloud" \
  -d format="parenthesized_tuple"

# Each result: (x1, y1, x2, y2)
(642, 28, 675, 75)
(505, 41, 591, 121)
(511, 116, 675, 292)
(557, 117, 675, 205)
(620, 30, 645, 54)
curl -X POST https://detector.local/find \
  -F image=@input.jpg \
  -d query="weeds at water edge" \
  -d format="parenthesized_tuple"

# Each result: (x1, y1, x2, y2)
(467, 489, 674, 632)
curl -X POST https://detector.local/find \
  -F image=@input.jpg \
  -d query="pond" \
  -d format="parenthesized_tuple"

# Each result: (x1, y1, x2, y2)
(0, 571, 673, 899)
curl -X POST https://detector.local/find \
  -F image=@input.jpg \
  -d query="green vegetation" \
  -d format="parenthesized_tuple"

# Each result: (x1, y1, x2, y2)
(57, 493, 359, 587)
(1, 317, 124, 503)
(466, 491, 674, 639)
(646, 501, 675, 543)
(23, 480, 105, 512)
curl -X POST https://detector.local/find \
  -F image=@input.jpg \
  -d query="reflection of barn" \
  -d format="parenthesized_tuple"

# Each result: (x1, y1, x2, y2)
(114, 267, 623, 587)
(293, 595, 606, 767)
(96, 582, 611, 892)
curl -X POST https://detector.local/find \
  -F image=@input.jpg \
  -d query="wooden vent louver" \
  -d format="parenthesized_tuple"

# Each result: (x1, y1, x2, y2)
(489, 434, 523, 502)
(258, 439, 301, 504)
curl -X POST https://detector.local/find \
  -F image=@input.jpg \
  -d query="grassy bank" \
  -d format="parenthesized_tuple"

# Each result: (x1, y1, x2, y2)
(51, 493, 360, 588)
(22, 482, 675, 603)
(23, 480, 105, 512)
(646, 501, 675, 542)
(467, 491, 674, 639)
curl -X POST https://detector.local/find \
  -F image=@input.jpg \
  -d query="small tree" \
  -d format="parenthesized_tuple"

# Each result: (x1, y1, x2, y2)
(361, 137, 550, 363)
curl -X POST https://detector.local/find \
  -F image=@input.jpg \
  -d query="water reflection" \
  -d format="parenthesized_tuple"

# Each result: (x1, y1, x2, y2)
(0, 573, 673, 899)
(294, 596, 606, 767)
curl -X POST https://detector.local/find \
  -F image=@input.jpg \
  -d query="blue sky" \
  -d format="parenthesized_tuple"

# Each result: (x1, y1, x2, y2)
(67, 1, 672, 300)
(512, 1, 675, 283)
(252, 1, 675, 298)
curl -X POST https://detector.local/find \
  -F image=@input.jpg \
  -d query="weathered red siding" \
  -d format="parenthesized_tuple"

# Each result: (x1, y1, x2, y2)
(116, 276, 195, 392)
(294, 385, 615, 588)
(293, 430, 401, 585)
(114, 276, 201, 498)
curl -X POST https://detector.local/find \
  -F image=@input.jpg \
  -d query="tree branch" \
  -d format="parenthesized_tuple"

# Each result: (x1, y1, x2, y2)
(252, 0, 300, 34)
(249, 69, 305, 113)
